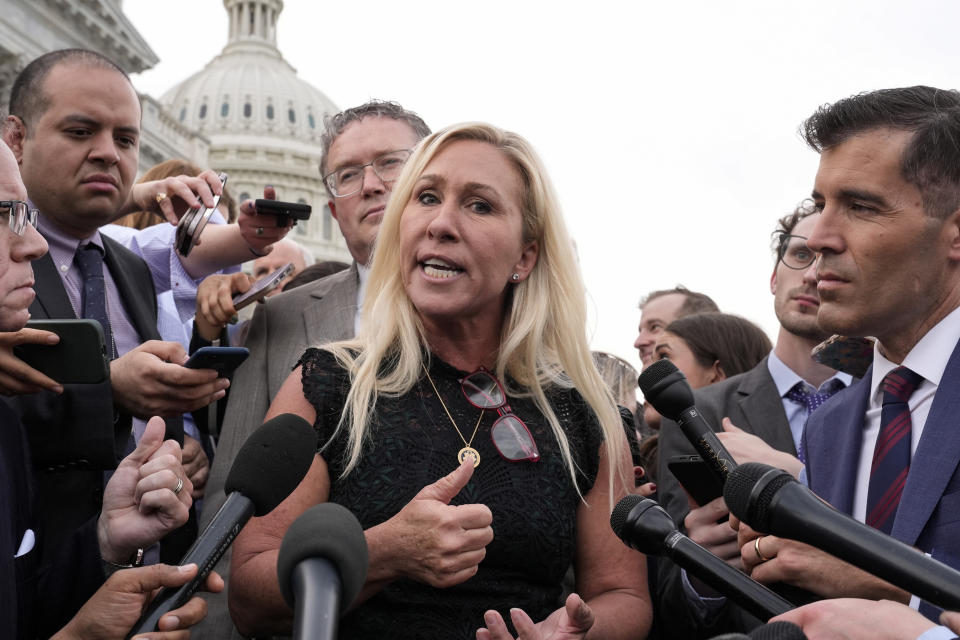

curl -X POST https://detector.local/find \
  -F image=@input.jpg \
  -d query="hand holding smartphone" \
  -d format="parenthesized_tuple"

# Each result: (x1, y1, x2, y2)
(231, 262, 294, 310)
(13, 319, 110, 384)
(184, 346, 249, 377)
(254, 199, 312, 225)
(176, 172, 228, 257)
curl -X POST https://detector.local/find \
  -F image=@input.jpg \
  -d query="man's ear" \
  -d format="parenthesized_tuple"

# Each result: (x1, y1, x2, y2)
(2, 116, 26, 163)
(328, 200, 338, 222)
(769, 266, 778, 296)
(945, 207, 960, 263)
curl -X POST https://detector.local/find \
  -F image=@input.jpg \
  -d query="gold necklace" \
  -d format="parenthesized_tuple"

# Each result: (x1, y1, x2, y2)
(423, 365, 484, 468)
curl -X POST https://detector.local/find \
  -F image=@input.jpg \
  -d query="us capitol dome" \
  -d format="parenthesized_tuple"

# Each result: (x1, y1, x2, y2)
(160, 0, 349, 263)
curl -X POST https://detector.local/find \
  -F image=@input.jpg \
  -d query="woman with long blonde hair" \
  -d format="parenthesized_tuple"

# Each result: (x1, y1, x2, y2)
(230, 123, 651, 639)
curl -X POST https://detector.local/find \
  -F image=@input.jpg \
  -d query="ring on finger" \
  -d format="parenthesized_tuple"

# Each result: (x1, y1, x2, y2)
(255, 226, 264, 236)
(173, 476, 184, 495)
(754, 536, 771, 563)
(155, 192, 168, 205)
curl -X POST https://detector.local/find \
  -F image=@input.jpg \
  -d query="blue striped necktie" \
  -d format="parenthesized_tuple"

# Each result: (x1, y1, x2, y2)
(866, 366, 923, 534)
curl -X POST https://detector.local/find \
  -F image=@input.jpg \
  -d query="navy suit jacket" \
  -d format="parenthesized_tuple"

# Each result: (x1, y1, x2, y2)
(804, 338, 960, 619)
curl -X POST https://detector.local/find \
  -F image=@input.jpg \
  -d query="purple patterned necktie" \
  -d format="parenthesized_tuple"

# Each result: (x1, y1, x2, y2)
(785, 379, 844, 463)
(866, 366, 923, 534)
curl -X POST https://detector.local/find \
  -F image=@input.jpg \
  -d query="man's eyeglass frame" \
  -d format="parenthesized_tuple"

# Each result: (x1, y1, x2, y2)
(0, 201, 39, 236)
(776, 233, 819, 270)
(322, 149, 413, 198)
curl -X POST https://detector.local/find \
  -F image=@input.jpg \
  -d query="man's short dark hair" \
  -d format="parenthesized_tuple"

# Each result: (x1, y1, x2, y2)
(802, 86, 960, 219)
(771, 198, 819, 255)
(319, 100, 430, 176)
(9, 49, 132, 131)
(639, 286, 719, 316)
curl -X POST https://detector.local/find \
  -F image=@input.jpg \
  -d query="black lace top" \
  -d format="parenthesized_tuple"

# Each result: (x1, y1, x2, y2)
(298, 347, 605, 639)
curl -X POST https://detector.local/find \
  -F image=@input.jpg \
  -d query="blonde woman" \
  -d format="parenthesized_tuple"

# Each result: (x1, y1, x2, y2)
(230, 123, 651, 639)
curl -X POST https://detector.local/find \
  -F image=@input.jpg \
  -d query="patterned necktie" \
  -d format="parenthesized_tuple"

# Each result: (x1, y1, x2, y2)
(866, 366, 924, 534)
(785, 378, 844, 463)
(75, 243, 114, 359)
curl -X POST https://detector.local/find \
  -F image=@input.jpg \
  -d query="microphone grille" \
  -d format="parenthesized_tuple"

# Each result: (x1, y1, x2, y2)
(610, 494, 644, 539)
(637, 359, 678, 394)
(724, 462, 793, 531)
(277, 503, 368, 611)
(225, 413, 318, 516)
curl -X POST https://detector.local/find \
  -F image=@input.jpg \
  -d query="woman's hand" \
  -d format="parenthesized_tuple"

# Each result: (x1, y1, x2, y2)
(476, 593, 595, 640)
(367, 459, 493, 589)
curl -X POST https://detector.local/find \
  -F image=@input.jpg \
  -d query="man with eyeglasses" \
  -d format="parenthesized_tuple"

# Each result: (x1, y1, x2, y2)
(654, 201, 852, 638)
(193, 100, 430, 640)
(0, 138, 225, 638)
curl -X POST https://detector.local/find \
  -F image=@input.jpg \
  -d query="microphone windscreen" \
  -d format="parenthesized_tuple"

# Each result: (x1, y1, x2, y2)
(224, 413, 318, 516)
(610, 494, 644, 539)
(637, 359, 693, 419)
(277, 503, 368, 611)
(723, 462, 794, 532)
(750, 621, 808, 640)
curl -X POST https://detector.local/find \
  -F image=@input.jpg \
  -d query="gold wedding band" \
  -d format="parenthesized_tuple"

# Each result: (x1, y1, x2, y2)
(155, 192, 168, 205)
(173, 476, 184, 495)
(754, 536, 771, 563)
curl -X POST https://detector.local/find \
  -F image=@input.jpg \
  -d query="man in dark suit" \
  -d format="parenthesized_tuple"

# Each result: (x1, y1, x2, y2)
(656, 205, 851, 637)
(736, 86, 960, 625)
(0, 138, 219, 638)
(1, 49, 229, 563)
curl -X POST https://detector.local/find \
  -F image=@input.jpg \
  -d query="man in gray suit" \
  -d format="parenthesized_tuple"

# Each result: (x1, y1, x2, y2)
(195, 100, 429, 639)
(655, 203, 853, 637)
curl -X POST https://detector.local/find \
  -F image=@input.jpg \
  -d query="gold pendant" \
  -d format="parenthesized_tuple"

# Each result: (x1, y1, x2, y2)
(458, 446, 480, 468)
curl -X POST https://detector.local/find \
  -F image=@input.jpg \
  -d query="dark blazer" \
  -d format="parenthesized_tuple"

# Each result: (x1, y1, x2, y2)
(656, 358, 797, 638)
(1, 398, 104, 639)
(804, 338, 960, 620)
(8, 234, 178, 562)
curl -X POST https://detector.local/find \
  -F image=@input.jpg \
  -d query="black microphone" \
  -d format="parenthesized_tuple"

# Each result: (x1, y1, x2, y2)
(710, 621, 809, 640)
(277, 503, 368, 640)
(127, 413, 318, 637)
(611, 495, 794, 620)
(725, 462, 960, 612)
(638, 359, 735, 482)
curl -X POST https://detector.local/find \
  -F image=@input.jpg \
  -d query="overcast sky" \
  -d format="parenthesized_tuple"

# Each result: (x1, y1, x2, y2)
(124, 0, 960, 372)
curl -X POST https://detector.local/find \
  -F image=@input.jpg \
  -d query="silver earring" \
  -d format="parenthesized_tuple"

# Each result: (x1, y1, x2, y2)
(512, 273, 520, 281)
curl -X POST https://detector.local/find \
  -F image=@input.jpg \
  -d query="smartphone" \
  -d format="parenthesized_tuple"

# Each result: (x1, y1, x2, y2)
(667, 454, 724, 506)
(13, 319, 110, 384)
(184, 346, 250, 377)
(231, 263, 294, 310)
(176, 172, 229, 257)
(254, 199, 312, 222)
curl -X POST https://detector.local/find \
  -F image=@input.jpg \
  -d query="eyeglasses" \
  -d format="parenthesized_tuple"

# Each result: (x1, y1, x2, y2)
(776, 233, 819, 270)
(0, 201, 39, 236)
(322, 149, 412, 198)
(461, 367, 540, 463)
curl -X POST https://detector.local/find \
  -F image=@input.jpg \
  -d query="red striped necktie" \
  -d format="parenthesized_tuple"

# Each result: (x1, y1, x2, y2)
(865, 366, 923, 534)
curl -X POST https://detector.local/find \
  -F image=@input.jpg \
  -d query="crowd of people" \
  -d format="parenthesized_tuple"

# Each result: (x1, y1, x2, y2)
(3, 46, 960, 640)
